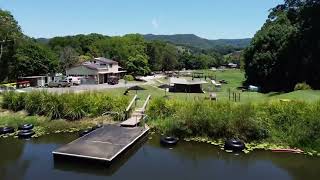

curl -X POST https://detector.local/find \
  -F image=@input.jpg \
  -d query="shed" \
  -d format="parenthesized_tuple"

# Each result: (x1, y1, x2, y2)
(19, 76, 46, 87)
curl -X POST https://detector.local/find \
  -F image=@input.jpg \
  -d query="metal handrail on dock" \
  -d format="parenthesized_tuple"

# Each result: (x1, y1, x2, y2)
(125, 95, 138, 120)
(141, 95, 151, 112)
(126, 95, 138, 112)
(121, 95, 151, 128)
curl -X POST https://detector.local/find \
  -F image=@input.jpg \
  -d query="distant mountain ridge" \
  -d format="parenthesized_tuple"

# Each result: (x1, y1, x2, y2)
(36, 34, 252, 51)
(143, 34, 251, 49)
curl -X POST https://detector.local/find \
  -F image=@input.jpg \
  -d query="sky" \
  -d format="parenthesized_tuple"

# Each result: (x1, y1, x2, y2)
(0, 0, 284, 39)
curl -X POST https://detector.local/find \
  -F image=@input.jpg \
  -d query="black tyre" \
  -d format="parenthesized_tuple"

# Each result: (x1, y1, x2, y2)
(0, 126, 15, 134)
(160, 136, 179, 146)
(18, 124, 34, 130)
(18, 130, 35, 138)
(224, 138, 245, 151)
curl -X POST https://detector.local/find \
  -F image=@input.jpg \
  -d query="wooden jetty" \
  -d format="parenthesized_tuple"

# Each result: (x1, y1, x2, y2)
(52, 95, 151, 163)
(53, 124, 149, 162)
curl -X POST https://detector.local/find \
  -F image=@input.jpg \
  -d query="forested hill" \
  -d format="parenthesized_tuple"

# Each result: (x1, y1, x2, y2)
(143, 34, 251, 49)
(37, 34, 251, 50)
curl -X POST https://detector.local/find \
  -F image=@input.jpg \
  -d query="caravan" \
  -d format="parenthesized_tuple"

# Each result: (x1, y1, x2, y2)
(66, 76, 81, 86)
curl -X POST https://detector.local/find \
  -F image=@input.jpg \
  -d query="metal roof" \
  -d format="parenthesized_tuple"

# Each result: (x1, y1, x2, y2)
(94, 57, 118, 64)
(19, 76, 46, 79)
(170, 78, 207, 85)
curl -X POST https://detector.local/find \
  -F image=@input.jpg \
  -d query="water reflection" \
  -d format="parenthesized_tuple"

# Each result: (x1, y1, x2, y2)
(0, 134, 319, 180)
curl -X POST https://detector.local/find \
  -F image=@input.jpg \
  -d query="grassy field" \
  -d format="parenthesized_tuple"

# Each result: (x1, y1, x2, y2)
(111, 69, 320, 104)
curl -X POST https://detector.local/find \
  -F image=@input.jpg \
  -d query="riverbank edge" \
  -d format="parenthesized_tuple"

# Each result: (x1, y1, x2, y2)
(149, 129, 320, 157)
(1, 110, 319, 157)
(0, 110, 115, 138)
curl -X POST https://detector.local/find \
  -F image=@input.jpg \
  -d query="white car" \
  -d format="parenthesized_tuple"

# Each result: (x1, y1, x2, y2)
(66, 77, 81, 86)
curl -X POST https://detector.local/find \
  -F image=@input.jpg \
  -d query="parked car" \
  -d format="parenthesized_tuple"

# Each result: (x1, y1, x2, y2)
(66, 76, 81, 86)
(47, 80, 71, 88)
(107, 76, 119, 85)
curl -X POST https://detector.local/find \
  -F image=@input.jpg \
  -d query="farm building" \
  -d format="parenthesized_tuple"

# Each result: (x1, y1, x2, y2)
(18, 74, 64, 87)
(66, 57, 126, 84)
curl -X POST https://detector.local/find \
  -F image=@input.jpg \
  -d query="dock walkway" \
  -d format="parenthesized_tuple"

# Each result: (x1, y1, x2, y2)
(53, 124, 149, 162)
(53, 95, 151, 163)
(120, 95, 151, 127)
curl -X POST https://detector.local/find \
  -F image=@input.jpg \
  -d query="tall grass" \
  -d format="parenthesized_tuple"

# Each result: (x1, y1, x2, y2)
(147, 97, 320, 151)
(0, 112, 108, 136)
(1, 91, 129, 121)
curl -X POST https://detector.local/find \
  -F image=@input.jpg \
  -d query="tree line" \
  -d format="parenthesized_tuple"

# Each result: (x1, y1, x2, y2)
(244, 0, 320, 92)
(0, 9, 241, 82)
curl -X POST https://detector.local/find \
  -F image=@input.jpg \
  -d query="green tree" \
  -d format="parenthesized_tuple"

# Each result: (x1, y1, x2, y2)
(14, 40, 59, 77)
(126, 54, 150, 76)
(89, 34, 148, 68)
(0, 9, 22, 81)
(162, 44, 178, 71)
(146, 41, 165, 71)
(48, 33, 108, 59)
(59, 46, 79, 72)
(243, 0, 320, 92)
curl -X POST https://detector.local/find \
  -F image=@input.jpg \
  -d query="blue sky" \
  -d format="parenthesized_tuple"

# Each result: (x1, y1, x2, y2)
(0, 0, 284, 39)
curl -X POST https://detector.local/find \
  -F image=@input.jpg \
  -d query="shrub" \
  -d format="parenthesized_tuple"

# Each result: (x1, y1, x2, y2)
(147, 97, 320, 151)
(123, 75, 134, 81)
(25, 91, 47, 115)
(1, 91, 26, 111)
(63, 93, 88, 120)
(1, 91, 129, 121)
(294, 82, 311, 91)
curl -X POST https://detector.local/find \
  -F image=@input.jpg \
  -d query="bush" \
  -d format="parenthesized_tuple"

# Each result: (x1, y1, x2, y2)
(123, 75, 134, 81)
(25, 91, 47, 115)
(147, 97, 320, 151)
(1, 91, 129, 121)
(294, 82, 311, 91)
(2, 91, 26, 112)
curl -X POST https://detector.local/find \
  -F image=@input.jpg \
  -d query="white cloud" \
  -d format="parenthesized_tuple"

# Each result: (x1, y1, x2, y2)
(151, 18, 159, 29)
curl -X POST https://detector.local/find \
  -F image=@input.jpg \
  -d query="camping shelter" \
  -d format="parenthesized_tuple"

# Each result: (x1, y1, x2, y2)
(169, 78, 207, 93)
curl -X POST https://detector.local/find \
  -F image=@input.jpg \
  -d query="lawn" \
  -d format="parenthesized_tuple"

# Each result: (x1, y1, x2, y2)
(116, 69, 320, 104)
(2, 69, 320, 111)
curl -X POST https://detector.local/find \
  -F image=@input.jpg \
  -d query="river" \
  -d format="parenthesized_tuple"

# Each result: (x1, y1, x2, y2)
(0, 134, 319, 180)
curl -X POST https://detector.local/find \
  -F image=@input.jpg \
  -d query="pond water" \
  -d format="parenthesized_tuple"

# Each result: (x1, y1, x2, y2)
(0, 134, 319, 180)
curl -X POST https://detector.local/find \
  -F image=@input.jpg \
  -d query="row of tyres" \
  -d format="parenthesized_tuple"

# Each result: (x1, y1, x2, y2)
(0, 124, 35, 139)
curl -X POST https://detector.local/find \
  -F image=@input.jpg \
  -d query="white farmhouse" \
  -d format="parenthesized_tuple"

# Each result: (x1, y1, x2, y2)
(66, 57, 125, 84)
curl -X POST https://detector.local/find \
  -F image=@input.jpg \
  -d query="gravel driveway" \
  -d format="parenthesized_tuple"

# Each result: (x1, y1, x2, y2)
(22, 81, 145, 94)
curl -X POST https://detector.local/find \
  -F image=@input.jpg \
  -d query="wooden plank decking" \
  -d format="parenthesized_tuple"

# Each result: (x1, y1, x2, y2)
(52, 124, 149, 162)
